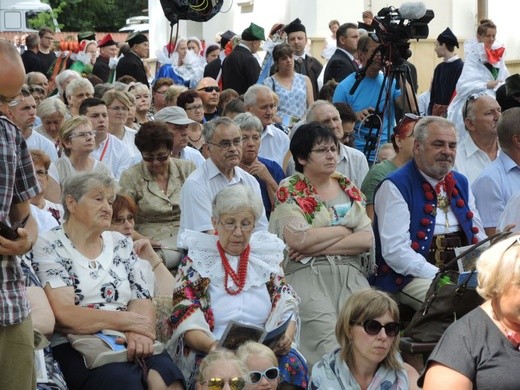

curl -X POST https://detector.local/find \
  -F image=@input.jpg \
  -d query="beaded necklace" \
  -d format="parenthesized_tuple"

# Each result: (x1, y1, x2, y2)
(217, 241, 250, 295)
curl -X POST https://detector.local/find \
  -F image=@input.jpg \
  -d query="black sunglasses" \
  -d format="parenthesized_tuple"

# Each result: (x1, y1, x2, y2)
(351, 319, 400, 337)
(462, 92, 485, 120)
(249, 367, 279, 384)
(394, 113, 421, 137)
(198, 86, 221, 93)
(142, 154, 170, 162)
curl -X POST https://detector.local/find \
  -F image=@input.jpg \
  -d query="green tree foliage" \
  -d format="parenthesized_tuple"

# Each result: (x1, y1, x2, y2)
(47, 0, 147, 31)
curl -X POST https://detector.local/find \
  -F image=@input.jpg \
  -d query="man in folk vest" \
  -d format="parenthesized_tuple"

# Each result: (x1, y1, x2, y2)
(372, 116, 486, 310)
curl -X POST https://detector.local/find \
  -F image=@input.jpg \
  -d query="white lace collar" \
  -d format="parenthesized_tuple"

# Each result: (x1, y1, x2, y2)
(181, 230, 285, 289)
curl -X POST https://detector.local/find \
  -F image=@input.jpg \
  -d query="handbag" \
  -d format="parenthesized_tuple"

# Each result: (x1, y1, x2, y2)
(404, 231, 509, 343)
(67, 330, 164, 369)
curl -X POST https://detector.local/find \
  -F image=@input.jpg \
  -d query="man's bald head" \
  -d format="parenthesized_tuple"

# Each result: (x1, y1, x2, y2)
(0, 40, 25, 106)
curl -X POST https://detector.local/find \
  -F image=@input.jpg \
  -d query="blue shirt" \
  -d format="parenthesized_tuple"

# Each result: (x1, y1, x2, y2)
(258, 157, 285, 218)
(472, 152, 520, 228)
(332, 71, 400, 162)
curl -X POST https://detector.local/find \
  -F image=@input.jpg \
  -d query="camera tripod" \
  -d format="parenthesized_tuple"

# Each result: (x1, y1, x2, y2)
(350, 43, 419, 162)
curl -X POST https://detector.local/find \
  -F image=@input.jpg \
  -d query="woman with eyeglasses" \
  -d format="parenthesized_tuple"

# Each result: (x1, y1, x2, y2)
(310, 289, 420, 390)
(129, 82, 153, 129)
(53, 115, 112, 185)
(102, 90, 139, 157)
(269, 122, 373, 368)
(168, 185, 308, 390)
(236, 342, 280, 390)
(177, 90, 206, 153)
(361, 113, 419, 220)
(447, 18, 509, 138)
(196, 350, 248, 390)
(119, 121, 196, 270)
(421, 234, 520, 389)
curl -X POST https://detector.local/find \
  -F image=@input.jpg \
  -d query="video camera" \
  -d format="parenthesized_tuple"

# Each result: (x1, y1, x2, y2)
(372, 2, 434, 65)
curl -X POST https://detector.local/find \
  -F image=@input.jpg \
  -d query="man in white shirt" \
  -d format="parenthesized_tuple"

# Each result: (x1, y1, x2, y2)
(454, 94, 501, 184)
(154, 106, 205, 167)
(6, 87, 58, 162)
(372, 116, 486, 310)
(244, 85, 289, 168)
(79, 98, 133, 179)
(178, 117, 268, 247)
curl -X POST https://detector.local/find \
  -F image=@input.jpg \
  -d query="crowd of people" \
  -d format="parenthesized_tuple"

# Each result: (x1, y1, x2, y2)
(2, 10, 520, 390)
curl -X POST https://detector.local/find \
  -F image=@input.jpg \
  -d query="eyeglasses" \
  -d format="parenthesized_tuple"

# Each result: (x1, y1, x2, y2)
(112, 215, 135, 225)
(343, 130, 356, 140)
(311, 145, 338, 155)
(202, 377, 245, 390)
(351, 319, 400, 337)
(249, 367, 279, 384)
(394, 113, 421, 137)
(108, 106, 130, 112)
(142, 153, 170, 162)
(219, 220, 255, 232)
(70, 131, 96, 138)
(185, 105, 204, 111)
(198, 86, 221, 93)
(207, 138, 242, 150)
(462, 92, 486, 120)
(0, 93, 24, 107)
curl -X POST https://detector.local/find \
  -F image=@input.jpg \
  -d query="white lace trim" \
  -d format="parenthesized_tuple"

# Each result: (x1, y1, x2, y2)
(181, 230, 285, 289)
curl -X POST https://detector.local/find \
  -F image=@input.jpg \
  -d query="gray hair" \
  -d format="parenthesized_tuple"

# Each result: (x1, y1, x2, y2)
(61, 172, 116, 220)
(56, 70, 81, 94)
(25, 71, 47, 85)
(129, 82, 150, 96)
(65, 78, 94, 98)
(37, 97, 67, 119)
(243, 84, 271, 107)
(497, 107, 520, 152)
(202, 116, 238, 143)
(305, 100, 336, 122)
(233, 112, 262, 134)
(211, 185, 264, 221)
(413, 116, 457, 145)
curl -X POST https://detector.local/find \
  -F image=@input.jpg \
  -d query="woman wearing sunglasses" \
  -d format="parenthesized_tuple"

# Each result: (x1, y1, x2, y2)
(196, 350, 248, 390)
(310, 289, 420, 390)
(119, 121, 195, 270)
(236, 342, 280, 390)
(421, 235, 520, 389)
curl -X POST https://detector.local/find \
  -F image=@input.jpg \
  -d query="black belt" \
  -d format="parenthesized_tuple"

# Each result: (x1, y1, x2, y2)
(428, 231, 468, 268)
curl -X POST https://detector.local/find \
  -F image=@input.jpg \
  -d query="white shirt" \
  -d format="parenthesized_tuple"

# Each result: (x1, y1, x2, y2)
(26, 130, 58, 162)
(178, 158, 268, 248)
(374, 169, 486, 280)
(120, 126, 140, 157)
(454, 135, 498, 184)
(258, 124, 290, 168)
(31, 204, 59, 233)
(91, 133, 134, 179)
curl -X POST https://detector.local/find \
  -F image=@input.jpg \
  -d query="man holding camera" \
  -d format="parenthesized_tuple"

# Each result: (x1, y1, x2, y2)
(333, 33, 416, 162)
(0, 40, 41, 390)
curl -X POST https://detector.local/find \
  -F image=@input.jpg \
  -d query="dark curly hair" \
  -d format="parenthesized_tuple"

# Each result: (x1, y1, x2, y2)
(134, 121, 173, 153)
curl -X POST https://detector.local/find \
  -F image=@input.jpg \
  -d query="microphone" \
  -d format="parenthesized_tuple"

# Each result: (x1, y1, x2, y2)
(398, 2, 427, 19)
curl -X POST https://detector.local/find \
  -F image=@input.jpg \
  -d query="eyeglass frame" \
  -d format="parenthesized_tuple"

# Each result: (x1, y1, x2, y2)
(69, 130, 97, 139)
(462, 92, 486, 121)
(206, 138, 243, 150)
(310, 145, 339, 156)
(141, 153, 170, 162)
(201, 377, 246, 390)
(218, 220, 255, 232)
(198, 86, 221, 93)
(112, 215, 135, 225)
(185, 104, 204, 111)
(350, 319, 400, 337)
(0, 92, 24, 107)
(248, 367, 280, 384)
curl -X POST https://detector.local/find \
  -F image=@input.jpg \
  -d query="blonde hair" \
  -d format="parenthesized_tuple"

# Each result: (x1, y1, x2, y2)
(59, 115, 92, 156)
(236, 341, 277, 367)
(102, 90, 132, 109)
(477, 234, 520, 300)
(164, 85, 188, 106)
(196, 350, 247, 384)
(336, 289, 402, 370)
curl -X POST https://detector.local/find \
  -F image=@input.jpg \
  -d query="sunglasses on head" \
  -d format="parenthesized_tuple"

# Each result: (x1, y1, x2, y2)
(394, 113, 421, 137)
(351, 319, 400, 337)
(249, 367, 279, 384)
(463, 92, 486, 120)
(198, 86, 221, 93)
(203, 377, 245, 390)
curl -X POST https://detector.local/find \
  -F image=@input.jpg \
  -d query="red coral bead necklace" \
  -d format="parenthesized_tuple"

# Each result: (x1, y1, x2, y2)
(217, 241, 250, 295)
